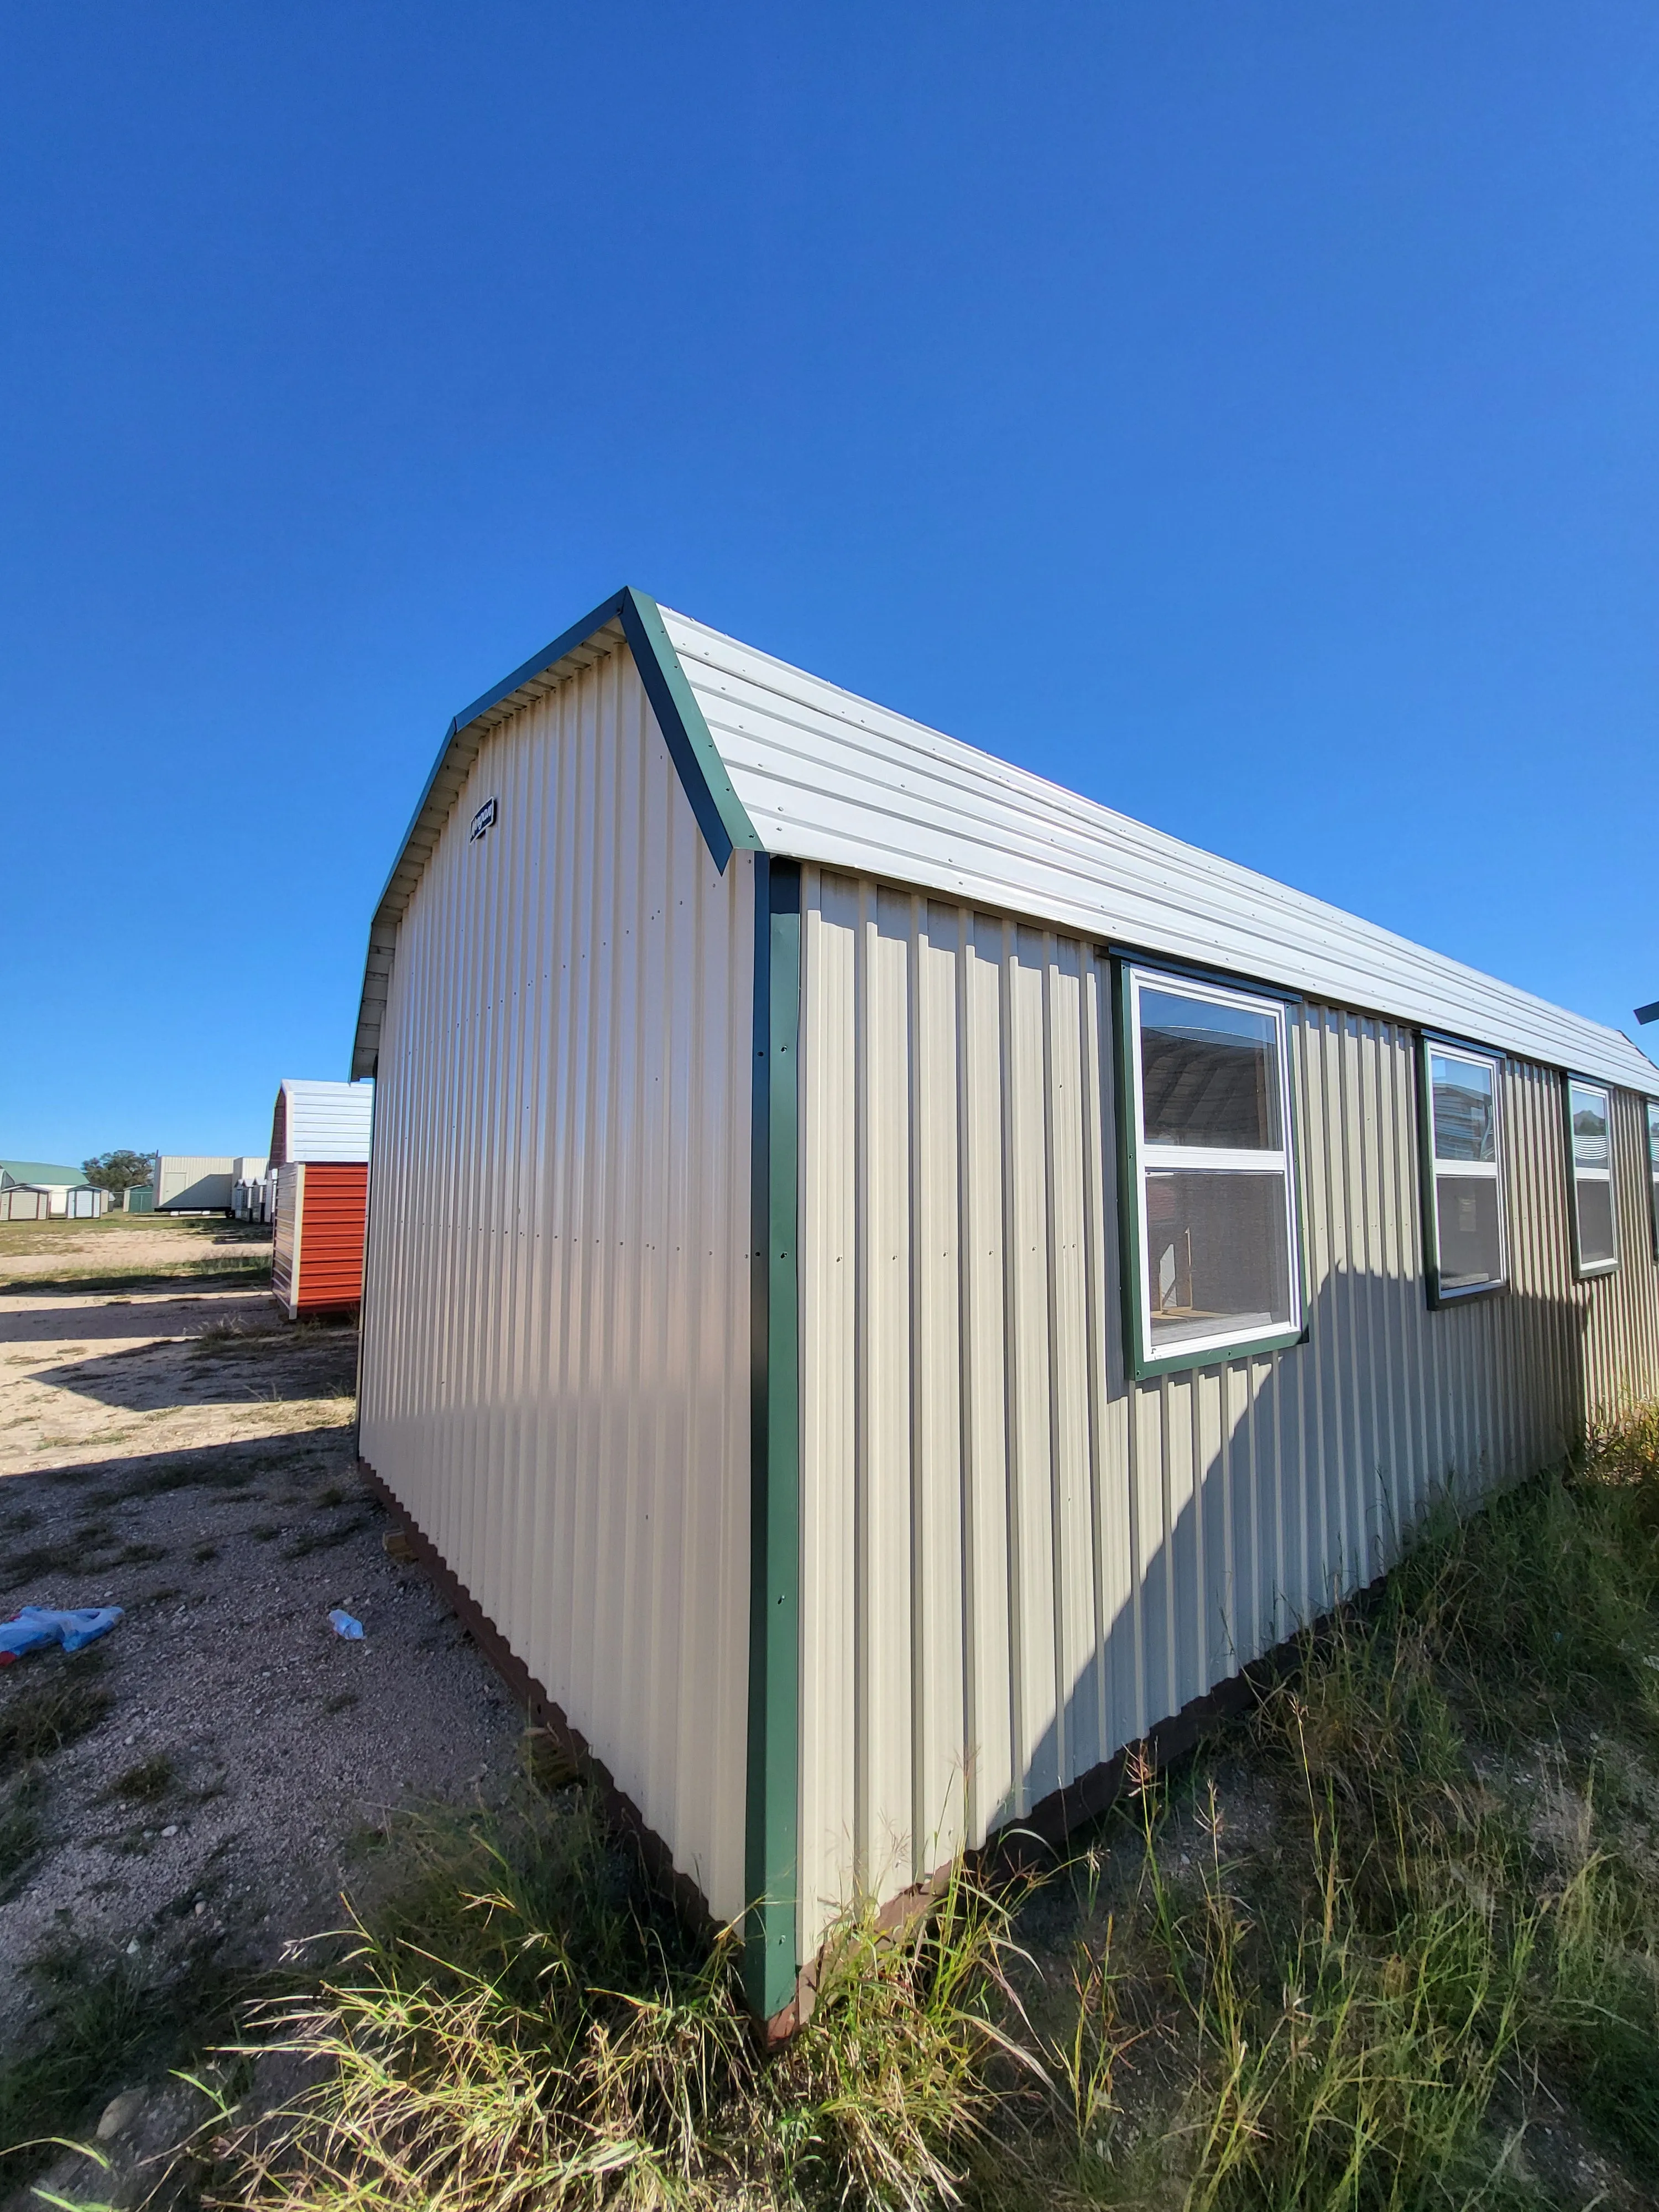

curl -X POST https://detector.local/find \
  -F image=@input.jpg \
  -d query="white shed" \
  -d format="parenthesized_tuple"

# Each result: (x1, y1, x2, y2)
(353, 587, 1659, 2027)
(268, 1079, 373, 1167)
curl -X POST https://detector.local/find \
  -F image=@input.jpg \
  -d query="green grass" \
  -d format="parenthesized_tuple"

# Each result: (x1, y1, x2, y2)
(999, 1401, 1659, 2209)
(0, 1256, 273, 1295)
(0, 1768, 45, 1894)
(0, 1522, 113, 1593)
(97, 1402, 1659, 2209)
(108, 1752, 176, 1803)
(0, 1650, 112, 1771)
(0, 1938, 251, 2192)
(0, 1950, 166, 2180)
(214, 1794, 1032, 2212)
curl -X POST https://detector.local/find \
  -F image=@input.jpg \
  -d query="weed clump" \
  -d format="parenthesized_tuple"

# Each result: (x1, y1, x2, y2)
(0, 1651, 112, 1770)
(0, 1768, 45, 1893)
(219, 1794, 1029, 2211)
(1011, 1401, 1659, 2205)
(150, 1404, 1659, 2207)
(109, 1753, 176, 1803)
(0, 1524, 112, 1593)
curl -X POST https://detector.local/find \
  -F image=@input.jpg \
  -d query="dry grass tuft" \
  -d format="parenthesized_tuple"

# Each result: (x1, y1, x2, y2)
(214, 1797, 1032, 2211)
(160, 1402, 1659, 2208)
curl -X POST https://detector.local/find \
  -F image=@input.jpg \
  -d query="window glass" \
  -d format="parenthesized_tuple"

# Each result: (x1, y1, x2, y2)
(1140, 990, 1282, 1151)
(1433, 1175, 1503, 1291)
(1423, 1045, 1505, 1299)
(1568, 1079, 1618, 1277)
(1127, 969, 1302, 1370)
(1576, 1177, 1617, 1269)
(1572, 1089, 1610, 1170)
(1145, 1170, 1293, 1350)
(1648, 1102, 1659, 1261)
(1430, 1055, 1495, 1163)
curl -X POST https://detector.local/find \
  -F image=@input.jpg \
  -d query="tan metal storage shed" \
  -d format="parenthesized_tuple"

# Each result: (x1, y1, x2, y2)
(152, 1155, 239, 1212)
(352, 587, 1659, 2028)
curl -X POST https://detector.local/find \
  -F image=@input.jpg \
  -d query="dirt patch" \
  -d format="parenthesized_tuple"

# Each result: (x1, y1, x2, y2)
(0, 1281, 522, 2203)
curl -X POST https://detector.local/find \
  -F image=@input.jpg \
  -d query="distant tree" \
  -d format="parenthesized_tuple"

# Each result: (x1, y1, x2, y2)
(82, 1149, 153, 1191)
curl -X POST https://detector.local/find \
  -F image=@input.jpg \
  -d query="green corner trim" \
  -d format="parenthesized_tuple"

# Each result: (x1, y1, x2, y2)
(744, 855, 801, 2021)
(618, 589, 764, 874)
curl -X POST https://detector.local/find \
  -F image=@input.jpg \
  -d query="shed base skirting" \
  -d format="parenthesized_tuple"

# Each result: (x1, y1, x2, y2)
(358, 1451, 1340, 2042)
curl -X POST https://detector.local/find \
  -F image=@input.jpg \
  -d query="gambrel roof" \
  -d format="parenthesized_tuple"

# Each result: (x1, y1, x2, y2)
(269, 1079, 374, 1166)
(352, 588, 1658, 1095)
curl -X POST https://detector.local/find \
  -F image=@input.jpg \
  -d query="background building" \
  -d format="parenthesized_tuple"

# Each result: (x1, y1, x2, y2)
(0, 1161, 103, 1219)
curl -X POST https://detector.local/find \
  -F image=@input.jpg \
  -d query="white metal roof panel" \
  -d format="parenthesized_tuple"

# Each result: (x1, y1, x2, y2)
(659, 606, 1657, 1096)
(278, 1079, 374, 1164)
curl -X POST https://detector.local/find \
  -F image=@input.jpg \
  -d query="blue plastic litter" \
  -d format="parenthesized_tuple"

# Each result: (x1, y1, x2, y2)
(328, 1609, 366, 1641)
(0, 1605, 124, 1665)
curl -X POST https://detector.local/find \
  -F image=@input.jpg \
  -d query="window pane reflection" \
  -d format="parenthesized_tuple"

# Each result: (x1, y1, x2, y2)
(1431, 1055, 1495, 1164)
(1140, 990, 1281, 1151)
(1571, 1084, 1610, 1170)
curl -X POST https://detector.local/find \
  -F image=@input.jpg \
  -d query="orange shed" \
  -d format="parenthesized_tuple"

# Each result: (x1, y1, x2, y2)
(268, 1078, 374, 1319)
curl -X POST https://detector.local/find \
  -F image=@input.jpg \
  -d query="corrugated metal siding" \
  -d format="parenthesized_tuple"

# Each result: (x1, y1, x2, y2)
(155, 1156, 237, 1210)
(661, 608, 1657, 1097)
(293, 1161, 367, 1311)
(358, 643, 754, 1924)
(272, 1164, 300, 1317)
(1583, 1088, 1659, 1415)
(795, 865, 1659, 1957)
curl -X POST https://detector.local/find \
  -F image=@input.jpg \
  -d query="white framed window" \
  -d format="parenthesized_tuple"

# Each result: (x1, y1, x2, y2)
(1117, 964, 1303, 1376)
(1419, 1042, 1506, 1302)
(1646, 1100, 1659, 1265)
(1567, 1077, 1618, 1278)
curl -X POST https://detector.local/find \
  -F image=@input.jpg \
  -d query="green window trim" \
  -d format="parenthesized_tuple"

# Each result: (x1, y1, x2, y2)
(1113, 957, 1308, 1383)
(1416, 1034, 1510, 1310)
(743, 855, 801, 2023)
(1564, 1073, 1620, 1282)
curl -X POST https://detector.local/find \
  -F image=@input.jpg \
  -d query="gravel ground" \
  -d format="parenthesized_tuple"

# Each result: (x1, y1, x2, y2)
(0, 1274, 524, 2204)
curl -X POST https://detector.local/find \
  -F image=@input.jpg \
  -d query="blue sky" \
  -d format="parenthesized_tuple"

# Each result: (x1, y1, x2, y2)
(3, 2, 1656, 1164)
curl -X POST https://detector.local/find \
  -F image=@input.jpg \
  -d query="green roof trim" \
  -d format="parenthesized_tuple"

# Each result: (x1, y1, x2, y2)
(0, 1161, 88, 1188)
(618, 589, 762, 873)
(351, 586, 766, 1081)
